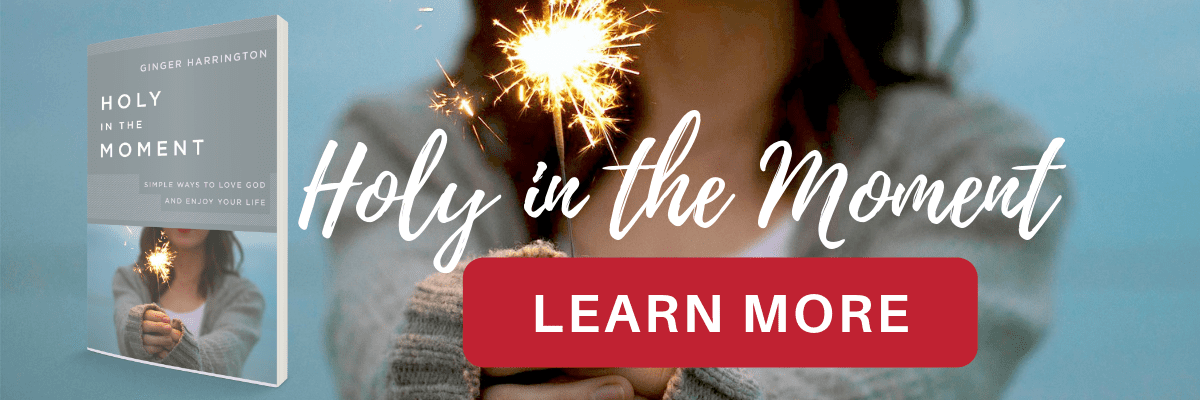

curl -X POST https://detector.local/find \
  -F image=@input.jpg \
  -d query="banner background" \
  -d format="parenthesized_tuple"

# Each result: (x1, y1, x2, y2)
(2, 0, 1197, 398)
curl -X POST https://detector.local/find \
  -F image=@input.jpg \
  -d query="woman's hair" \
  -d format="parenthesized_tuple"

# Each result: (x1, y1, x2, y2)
(136, 228, 243, 302)
(447, 0, 944, 238)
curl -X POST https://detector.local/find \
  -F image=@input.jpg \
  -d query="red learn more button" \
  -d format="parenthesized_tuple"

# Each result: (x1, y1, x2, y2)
(463, 257, 977, 368)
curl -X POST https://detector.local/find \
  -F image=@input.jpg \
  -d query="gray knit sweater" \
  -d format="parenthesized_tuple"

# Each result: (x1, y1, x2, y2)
(323, 82, 1070, 399)
(112, 266, 265, 377)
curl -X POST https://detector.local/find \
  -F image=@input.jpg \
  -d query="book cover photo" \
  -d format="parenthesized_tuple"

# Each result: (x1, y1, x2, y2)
(85, 16, 288, 387)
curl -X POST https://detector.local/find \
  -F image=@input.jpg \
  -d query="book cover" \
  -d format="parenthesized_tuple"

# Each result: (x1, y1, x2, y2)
(85, 16, 288, 386)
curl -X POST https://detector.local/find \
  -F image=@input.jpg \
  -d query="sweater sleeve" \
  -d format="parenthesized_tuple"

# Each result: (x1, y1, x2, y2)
(386, 243, 763, 400)
(391, 276, 766, 400)
(748, 87, 1071, 399)
(158, 276, 265, 376)
(379, 265, 481, 399)
(322, 95, 524, 400)
(664, 368, 763, 400)
(112, 266, 159, 360)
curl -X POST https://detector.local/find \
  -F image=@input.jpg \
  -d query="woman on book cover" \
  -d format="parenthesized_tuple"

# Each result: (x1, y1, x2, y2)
(112, 227, 264, 377)
(323, 0, 1070, 398)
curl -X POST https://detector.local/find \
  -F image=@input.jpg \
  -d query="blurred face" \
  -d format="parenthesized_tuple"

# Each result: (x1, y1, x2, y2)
(622, 0, 799, 115)
(163, 228, 210, 251)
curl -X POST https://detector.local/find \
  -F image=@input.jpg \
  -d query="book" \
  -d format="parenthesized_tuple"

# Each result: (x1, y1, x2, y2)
(86, 16, 288, 386)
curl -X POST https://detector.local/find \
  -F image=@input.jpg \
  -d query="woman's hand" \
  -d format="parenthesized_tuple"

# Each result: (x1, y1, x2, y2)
(481, 368, 675, 400)
(140, 309, 182, 359)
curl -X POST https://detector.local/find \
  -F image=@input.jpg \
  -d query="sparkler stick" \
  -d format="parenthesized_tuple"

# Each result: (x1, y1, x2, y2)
(544, 0, 573, 256)
(553, 109, 566, 176)
(543, 0, 567, 178)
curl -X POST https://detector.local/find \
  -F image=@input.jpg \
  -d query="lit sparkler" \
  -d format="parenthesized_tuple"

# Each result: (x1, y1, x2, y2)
(491, 0, 654, 167)
(140, 231, 175, 285)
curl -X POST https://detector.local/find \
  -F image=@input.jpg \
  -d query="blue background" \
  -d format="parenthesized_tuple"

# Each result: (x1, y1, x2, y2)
(2, 0, 1197, 398)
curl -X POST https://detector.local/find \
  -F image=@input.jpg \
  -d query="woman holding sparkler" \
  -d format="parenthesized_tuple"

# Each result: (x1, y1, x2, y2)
(112, 228, 264, 377)
(325, 0, 1068, 398)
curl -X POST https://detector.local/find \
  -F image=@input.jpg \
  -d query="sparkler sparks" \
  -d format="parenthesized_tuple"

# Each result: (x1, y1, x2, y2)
(491, 0, 654, 158)
(141, 231, 175, 285)
(430, 59, 500, 151)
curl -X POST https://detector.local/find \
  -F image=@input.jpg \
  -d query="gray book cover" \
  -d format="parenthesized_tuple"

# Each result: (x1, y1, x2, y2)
(85, 15, 288, 386)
